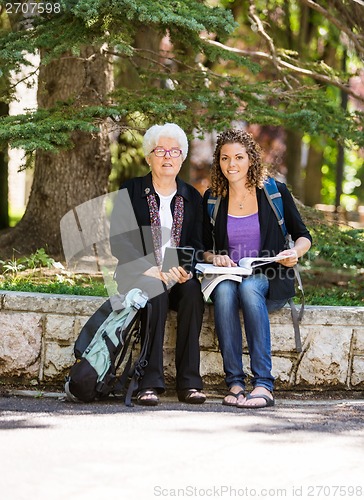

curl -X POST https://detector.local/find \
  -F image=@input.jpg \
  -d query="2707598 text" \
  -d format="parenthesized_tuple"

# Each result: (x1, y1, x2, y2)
(5, 2, 61, 14)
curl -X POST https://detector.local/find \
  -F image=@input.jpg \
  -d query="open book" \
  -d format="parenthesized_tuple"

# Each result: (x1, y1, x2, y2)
(238, 255, 288, 270)
(195, 263, 251, 301)
(196, 255, 292, 301)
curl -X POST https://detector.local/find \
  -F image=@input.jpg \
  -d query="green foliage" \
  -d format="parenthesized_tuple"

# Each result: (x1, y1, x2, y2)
(20, 248, 55, 269)
(319, 138, 364, 208)
(305, 222, 364, 269)
(0, 248, 107, 295)
(289, 205, 364, 306)
(1, 0, 363, 154)
(2, 70, 362, 155)
(0, 248, 55, 275)
(303, 283, 363, 307)
(0, 280, 108, 296)
(109, 128, 148, 190)
(0, 258, 25, 275)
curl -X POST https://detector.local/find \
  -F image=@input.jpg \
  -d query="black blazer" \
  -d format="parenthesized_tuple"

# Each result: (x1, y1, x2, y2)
(202, 181, 312, 300)
(110, 172, 204, 280)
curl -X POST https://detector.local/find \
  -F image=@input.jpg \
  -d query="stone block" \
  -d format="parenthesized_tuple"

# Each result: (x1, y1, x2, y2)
(73, 317, 88, 342)
(164, 313, 177, 348)
(302, 306, 364, 326)
(200, 321, 218, 350)
(45, 315, 77, 343)
(272, 355, 294, 385)
(271, 323, 300, 352)
(43, 342, 75, 379)
(0, 311, 42, 377)
(351, 356, 364, 388)
(353, 328, 364, 352)
(2, 291, 104, 315)
(200, 351, 224, 386)
(269, 306, 292, 324)
(296, 326, 353, 387)
(163, 347, 176, 386)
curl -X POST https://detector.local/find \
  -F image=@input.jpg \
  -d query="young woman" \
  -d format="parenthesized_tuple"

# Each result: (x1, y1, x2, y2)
(203, 129, 312, 408)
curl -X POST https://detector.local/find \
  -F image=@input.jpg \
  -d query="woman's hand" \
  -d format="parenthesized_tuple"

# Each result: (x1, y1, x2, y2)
(161, 266, 192, 286)
(276, 249, 298, 267)
(143, 266, 169, 284)
(276, 237, 311, 268)
(212, 254, 237, 267)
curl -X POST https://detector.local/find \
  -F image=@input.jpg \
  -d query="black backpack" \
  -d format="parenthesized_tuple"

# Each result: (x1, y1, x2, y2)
(65, 288, 151, 406)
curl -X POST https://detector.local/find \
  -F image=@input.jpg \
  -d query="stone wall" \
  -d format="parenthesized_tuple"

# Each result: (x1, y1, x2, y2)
(1, 291, 364, 391)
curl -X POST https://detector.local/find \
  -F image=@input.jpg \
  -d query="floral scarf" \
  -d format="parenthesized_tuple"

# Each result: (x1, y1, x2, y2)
(146, 193, 184, 266)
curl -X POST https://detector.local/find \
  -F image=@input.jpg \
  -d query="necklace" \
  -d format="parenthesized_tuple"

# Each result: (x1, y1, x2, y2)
(235, 190, 250, 209)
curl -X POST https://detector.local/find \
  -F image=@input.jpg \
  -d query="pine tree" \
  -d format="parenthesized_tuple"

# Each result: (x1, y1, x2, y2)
(0, 0, 363, 255)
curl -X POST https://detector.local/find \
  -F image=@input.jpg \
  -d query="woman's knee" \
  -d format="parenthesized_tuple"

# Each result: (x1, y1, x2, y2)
(240, 275, 269, 297)
(172, 278, 204, 311)
(212, 280, 237, 301)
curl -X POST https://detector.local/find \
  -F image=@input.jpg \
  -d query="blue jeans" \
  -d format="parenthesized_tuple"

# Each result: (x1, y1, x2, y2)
(211, 274, 286, 392)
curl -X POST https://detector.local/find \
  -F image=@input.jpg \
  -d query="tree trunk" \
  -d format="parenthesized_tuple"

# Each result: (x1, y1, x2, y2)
(0, 47, 113, 258)
(335, 52, 348, 211)
(285, 130, 303, 199)
(304, 142, 323, 207)
(0, 102, 9, 229)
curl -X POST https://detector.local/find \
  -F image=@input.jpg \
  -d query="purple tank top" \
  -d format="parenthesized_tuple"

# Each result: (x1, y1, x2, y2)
(227, 212, 261, 263)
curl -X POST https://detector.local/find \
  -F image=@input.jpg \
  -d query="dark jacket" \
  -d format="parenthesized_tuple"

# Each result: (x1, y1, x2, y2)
(110, 172, 204, 280)
(202, 181, 312, 300)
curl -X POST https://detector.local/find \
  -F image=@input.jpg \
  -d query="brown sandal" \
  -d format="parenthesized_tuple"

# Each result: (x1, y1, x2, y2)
(136, 388, 159, 406)
(177, 389, 206, 404)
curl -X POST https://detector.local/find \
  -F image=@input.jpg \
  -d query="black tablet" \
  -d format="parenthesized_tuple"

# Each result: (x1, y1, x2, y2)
(161, 247, 195, 273)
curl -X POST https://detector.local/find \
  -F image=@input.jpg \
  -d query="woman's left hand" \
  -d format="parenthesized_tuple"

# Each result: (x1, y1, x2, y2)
(161, 266, 192, 286)
(276, 249, 298, 267)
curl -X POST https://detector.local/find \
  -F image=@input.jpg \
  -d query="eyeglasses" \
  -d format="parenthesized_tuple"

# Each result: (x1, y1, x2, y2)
(151, 147, 182, 158)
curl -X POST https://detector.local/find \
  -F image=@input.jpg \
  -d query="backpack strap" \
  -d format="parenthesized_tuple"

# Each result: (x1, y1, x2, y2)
(263, 177, 304, 353)
(124, 301, 152, 406)
(207, 194, 221, 253)
(207, 195, 221, 226)
(263, 177, 289, 244)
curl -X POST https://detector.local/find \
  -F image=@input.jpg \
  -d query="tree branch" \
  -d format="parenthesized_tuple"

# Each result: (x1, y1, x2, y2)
(298, 0, 364, 56)
(200, 37, 364, 105)
(248, 1, 293, 89)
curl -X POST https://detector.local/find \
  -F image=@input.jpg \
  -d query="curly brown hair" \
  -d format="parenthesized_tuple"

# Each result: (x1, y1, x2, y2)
(210, 129, 267, 197)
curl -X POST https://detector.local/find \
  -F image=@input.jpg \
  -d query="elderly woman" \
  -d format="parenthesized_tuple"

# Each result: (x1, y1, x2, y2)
(110, 123, 206, 406)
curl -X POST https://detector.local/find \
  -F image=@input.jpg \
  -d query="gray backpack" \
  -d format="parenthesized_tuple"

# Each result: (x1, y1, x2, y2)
(65, 288, 151, 406)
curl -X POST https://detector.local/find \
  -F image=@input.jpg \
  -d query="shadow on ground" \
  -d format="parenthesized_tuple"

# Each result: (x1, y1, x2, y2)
(1, 390, 364, 435)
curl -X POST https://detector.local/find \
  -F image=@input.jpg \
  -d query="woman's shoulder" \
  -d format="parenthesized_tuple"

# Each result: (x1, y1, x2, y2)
(120, 174, 153, 196)
(177, 177, 203, 201)
(120, 176, 143, 189)
(263, 176, 291, 197)
(202, 187, 213, 201)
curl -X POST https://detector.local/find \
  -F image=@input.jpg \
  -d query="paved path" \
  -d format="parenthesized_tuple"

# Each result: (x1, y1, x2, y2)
(1, 393, 364, 500)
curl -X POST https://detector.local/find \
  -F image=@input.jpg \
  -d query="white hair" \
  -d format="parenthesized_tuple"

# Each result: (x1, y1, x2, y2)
(142, 123, 189, 160)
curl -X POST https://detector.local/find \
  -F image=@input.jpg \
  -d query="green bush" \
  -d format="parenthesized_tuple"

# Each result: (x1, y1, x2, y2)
(300, 205, 364, 269)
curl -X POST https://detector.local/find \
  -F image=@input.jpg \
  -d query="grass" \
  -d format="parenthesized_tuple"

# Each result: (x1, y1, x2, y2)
(0, 280, 108, 296)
